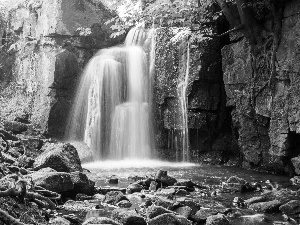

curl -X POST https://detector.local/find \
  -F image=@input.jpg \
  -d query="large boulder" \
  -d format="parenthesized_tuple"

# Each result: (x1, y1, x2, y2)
(28, 169, 74, 193)
(155, 170, 177, 187)
(206, 214, 230, 225)
(70, 172, 95, 195)
(104, 191, 128, 205)
(279, 200, 300, 214)
(33, 143, 82, 172)
(146, 205, 174, 220)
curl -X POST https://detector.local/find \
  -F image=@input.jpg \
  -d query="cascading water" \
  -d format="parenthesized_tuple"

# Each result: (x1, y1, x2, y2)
(67, 26, 154, 160)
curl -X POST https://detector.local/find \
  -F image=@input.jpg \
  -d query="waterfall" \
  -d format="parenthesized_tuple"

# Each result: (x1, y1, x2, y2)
(177, 40, 190, 161)
(67, 25, 154, 160)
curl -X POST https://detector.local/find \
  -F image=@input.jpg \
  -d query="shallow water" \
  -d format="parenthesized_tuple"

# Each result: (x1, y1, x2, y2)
(82, 160, 297, 225)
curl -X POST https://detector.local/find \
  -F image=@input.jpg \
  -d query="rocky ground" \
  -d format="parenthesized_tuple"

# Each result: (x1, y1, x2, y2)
(0, 120, 300, 225)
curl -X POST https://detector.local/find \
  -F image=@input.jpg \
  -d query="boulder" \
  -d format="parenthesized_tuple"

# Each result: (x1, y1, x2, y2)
(147, 213, 192, 225)
(206, 214, 230, 225)
(49, 217, 71, 225)
(146, 205, 174, 220)
(126, 183, 144, 194)
(249, 200, 281, 213)
(83, 217, 121, 225)
(104, 191, 128, 205)
(291, 156, 300, 175)
(174, 206, 192, 218)
(3, 121, 27, 134)
(193, 208, 219, 222)
(153, 197, 173, 209)
(116, 200, 132, 208)
(155, 170, 177, 187)
(70, 172, 95, 195)
(226, 176, 246, 184)
(111, 209, 146, 225)
(33, 143, 82, 172)
(28, 170, 74, 193)
(279, 200, 300, 214)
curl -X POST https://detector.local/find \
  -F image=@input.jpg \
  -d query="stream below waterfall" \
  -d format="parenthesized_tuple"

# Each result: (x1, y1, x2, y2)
(79, 160, 298, 225)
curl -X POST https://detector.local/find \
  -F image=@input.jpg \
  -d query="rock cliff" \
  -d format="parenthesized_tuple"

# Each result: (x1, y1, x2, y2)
(0, 0, 122, 138)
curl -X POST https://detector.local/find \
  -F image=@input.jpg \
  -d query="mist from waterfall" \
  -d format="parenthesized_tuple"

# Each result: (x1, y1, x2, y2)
(67, 26, 154, 160)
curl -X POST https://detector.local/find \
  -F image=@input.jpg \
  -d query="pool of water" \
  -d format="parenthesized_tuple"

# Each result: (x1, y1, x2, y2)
(82, 160, 297, 225)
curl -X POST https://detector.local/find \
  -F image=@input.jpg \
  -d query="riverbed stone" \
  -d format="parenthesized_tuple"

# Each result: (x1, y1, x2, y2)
(28, 170, 74, 193)
(173, 206, 192, 218)
(153, 196, 173, 209)
(111, 209, 146, 225)
(279, 200, 300, 214)
(70, 171, 95, 195)
(83, 217, 121, 225)
(33, 143, 82, 172)
(146, 205, 174, 220)
(206, 213, 230, 225)
(248, 200, 281, 213)
(193, 208, 219, 221)
(126, 182, 144, 194)
(3, 121, 28, 134)
(116, 200, 132, 208)
(49, 217, 71, 225)
(155, 170, 177, 187)
(104, 191, 128, 205)
(147, 213, 192, 225)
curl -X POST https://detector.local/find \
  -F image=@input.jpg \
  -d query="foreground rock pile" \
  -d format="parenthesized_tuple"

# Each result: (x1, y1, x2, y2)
(0, 123, 300, 224)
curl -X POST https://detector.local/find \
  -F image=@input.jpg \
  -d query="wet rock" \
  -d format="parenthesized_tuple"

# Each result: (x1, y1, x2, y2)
(279, 200, 300, 214)
(99, 187, 126, 195)
(70, 172, 95, 195)
(183, 200, 201, 215)
(249, 200, 281, 213)
(175, 179, 196, 188)
(126, 182, 144, 194)
(28, 170, 74, 193)
(290, 176, 300, 185)
(153, 196, 173, 209)
(49, 217, 71, 225)
(173, 206, 192, 218)
(70, 141, 93, 163)
(83, 217, 121, 225)
(240, 183, 256, 193)
(14, 155, 34, 168)
(93, 194, 105, 201)
(206, 213, 230, 225)
(155, 170, 177, 187)
(3, 121, 28, 134)
(193, 208, 219, 222)
(116, 200, 132, 208)
(104, 191, 128, 205)
(62, 214, 83, 224)
(176, 189, 190, 196)
(146, 205, 174, 219)
(263, 189, 299, 204)
(147, 213, 192, 225)
(20, 137, 43, 158)
(226, 176, 246, 184)
(76, 193, 92, 201)
(112, 208, 146, 225)
(291, 156, 300, 175)
(149, 180, 158, 191)
(33, 143, 82, 172)
(107, 175, 118, 184)
(245, 196, 267, 205)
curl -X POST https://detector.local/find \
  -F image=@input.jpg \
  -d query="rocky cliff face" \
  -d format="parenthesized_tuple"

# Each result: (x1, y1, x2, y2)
(0, 0, 122, 138)
(222, 0, 300, 174)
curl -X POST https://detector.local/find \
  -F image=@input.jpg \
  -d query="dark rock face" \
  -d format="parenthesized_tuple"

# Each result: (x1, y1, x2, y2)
(220, 0, 300, 173)
(112, 209, 147, 225)
(104, 191, 128, 205)
(0, 0, 123, 138)
(33, 143, 83, 172)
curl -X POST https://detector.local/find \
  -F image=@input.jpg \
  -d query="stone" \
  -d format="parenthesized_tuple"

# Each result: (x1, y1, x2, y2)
(147, 213, 192, 225)
(291, 156, 300, 175)
(279, 200, 300, 214)
(69, 141, 93, 163)
(33, 143, 82, 172)
(245, 196, 267, 205)
(193, 208, 219, 222)
(14, 155, 34, 168)
(249, 200, 281, 213)
(183, 200, 201, 215)
(153, 197, 173, 209)
(206, 214, 230, 225)
(146, 205, 174, 220)
(49, 217, 71, 225)
(112, 209, 146, 225)
(226, 176, 246, 185)
(104, 191, 128, 205)
(107, 175, 119, 184)
(126, 183, 144, 194)
(3, 121, 27, 134)
(28, 170, 74, 193)
(175, 179, 196, 188)
(76, 193, 92, 201)
(155, 170, 177, 187)
(173, 206, 192, 218)
(70, 172, 95, 195)
(116, 200, 132, 208)
(83, 217, 121, 225)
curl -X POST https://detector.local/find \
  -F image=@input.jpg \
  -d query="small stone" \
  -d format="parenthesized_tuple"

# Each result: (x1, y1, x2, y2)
(107, 175, 119, 184)
(117, 200, 132, 208)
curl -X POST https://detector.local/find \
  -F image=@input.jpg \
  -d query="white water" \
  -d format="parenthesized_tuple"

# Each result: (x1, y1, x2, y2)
(68, 26, 154, 160)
